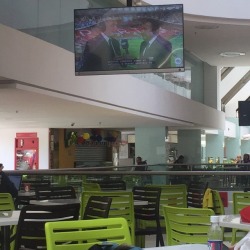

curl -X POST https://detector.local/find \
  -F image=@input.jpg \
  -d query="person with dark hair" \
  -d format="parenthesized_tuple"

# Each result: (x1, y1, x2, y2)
(82, 18, 121, 71)
(135, 156, 147, 171)
(139, 19, 172, 69)
(0, 163, 18, 198)
(174, 155, 184, 165)
(171, 155, 189, 184)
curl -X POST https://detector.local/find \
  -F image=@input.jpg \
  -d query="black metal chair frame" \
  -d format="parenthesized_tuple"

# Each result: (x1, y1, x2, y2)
(187, 181, 208, 208)
(132, 186, 164, 247)
(21, 180, 51, 191)
(35, 185, 76, 200)
(83, 195, 112, 219)
(14, 203, 80, 250)
(94, 180, 126, 191)
(17, 180, 51, 207)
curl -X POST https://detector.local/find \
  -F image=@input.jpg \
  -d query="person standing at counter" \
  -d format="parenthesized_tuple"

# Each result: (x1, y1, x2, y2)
(0, 163, 18, 198)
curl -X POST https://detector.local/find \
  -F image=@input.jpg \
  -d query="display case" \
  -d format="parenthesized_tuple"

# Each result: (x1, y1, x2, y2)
(15, 132, 39, 170)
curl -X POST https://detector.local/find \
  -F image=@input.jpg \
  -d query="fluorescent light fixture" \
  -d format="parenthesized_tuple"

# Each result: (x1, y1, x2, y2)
(195, 24, 219, 30)
(220, 52, 246, 57)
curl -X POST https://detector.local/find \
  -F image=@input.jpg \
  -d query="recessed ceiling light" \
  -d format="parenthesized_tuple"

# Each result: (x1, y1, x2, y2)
(220, 52, 246, 57)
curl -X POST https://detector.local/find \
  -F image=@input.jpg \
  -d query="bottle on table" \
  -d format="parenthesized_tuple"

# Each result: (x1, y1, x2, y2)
(208, 215, 223, 250)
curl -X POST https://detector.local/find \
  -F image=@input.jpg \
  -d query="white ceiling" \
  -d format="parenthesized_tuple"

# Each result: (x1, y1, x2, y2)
(1, 1, 250, 129)
(184, 18, 250, 67)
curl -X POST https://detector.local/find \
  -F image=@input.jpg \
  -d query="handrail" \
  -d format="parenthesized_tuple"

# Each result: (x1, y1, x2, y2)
(5, 162, 250, 176)
(5, 169, 250, 176)
(6, 163, 249, 193)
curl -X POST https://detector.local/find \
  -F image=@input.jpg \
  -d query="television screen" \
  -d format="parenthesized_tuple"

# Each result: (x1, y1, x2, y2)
(74, 4, 184, 75)
(238, 101, 250, 126)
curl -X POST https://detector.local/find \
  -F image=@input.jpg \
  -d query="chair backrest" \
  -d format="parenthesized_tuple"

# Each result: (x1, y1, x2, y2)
(82, 182, 101, 191)
(244, 187, 250, 192)
(187, 181, 208, 208)
(211, 189, 225, 215)
(97, 180, 127, 191)
(0, 193, 15, 210)
(83, 195, 112, 219)
(146, 184, 187, 216)
(132, 186, 161, 221)
(14, 203, 80, 250)
(36, 185, 76, 200)
(21, 179, 51, 191)
(45, 217, 132, 250)
(81, 191, 135, 244)
(20, 179, 50, 191)
(233, 192, 250, 213)
(163, 205, 214, 245)
(0, 193, 16, 249)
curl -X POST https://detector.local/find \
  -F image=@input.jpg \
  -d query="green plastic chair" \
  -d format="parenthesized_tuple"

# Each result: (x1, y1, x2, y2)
(0, 193, 16, 250)
(81, 191, 135, 244)
(45, 217, 132, 250)
(210, 190, 233, 242)
(163, 205, 214, 245)
(82, 182, 101, 191)
(211, 189, 225, 216)
(146, 184, 187, 222)
(133, 186, 163, 247)
(231, 192, 250, 244)
(143, 184, 187, 241)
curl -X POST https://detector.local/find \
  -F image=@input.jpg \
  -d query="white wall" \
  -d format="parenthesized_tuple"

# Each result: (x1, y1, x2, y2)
(0, 0, 89, 29)
(0, 128, 49, 170)
(0, 24, 225, 130)
(224, 120, 236, 138)
(144, 0, 250, 20)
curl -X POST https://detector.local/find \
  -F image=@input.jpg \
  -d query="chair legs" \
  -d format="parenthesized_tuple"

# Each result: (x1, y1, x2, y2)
(135, 220, 164, 247)
(156, 221, 164, 247)
(156, 232, 164, 247)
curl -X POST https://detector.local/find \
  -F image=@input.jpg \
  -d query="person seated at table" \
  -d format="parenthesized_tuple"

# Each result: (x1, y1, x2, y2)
(0, 163, 18, 198)
(134, 156, 148, 171)
(172, 155, 189, 171)
(171, 155, 189, 184)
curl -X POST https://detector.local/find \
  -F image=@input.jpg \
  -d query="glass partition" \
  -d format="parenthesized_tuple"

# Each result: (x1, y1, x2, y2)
(7, 163, 250, 198)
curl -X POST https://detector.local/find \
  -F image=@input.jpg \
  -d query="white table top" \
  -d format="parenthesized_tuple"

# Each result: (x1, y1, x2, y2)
(18, 190, 36, 197)
(30, 198, 80, 206)
(219, 214, 250, 231)
(0, 210, 20, 226)
(145, 244, 208, 250)
(30, 198, 146, 206)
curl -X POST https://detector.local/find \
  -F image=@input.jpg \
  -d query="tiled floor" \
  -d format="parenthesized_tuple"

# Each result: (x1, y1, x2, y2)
(145, 235, 166, 248)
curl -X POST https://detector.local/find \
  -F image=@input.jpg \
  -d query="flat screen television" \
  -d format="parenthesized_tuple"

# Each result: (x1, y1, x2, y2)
(238, 101, 250, 126)
(74, 4, 184, 75)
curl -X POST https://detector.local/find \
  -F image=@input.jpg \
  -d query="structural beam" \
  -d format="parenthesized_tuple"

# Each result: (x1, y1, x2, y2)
(221, 70, 250, 110)
(221, 67, 234, 81)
